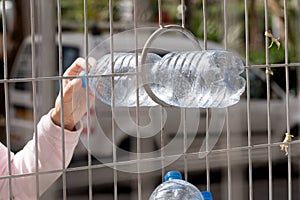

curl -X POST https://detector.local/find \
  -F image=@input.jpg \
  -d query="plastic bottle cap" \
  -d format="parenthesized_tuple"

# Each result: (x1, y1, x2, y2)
(164, 171, 183, 182)
(79, 71, 87, 88)
(201, 191, 213, 200)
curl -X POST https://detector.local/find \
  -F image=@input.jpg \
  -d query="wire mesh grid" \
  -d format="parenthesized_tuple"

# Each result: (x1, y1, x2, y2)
(1, 0, 300, 199)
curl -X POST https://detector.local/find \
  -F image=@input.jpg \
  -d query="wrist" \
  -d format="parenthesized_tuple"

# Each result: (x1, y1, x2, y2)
(50, 109, 75, 131)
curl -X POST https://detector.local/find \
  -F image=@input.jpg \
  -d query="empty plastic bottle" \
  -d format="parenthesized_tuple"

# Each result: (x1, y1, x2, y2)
(148, 50, 246, 108)
(88, 50, 245, 108)
(149, 171, 205, 200)
(88, 52, 161, 107)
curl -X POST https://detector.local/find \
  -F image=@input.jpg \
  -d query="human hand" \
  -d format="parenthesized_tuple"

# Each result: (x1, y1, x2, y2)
(51, 57, 95, 131)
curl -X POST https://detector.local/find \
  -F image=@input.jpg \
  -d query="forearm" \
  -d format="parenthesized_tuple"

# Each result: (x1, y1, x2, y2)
(3, 110, 82, 198)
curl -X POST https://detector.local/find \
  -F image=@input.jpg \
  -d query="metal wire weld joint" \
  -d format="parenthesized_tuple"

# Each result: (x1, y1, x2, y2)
(280, 133, 294, 155)
(264, 30, 280, 50)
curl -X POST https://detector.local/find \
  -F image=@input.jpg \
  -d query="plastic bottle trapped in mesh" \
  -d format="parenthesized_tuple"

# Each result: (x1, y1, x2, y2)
(87, 50, 245, 108)
(149, 171, 212, 200)
(88, 52, 159, 107)
(150, 50, 245, 108)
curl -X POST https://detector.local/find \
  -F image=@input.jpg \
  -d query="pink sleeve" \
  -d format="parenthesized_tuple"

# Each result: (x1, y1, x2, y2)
(0, 142, 14, 198)
(0, 109, 82, 199)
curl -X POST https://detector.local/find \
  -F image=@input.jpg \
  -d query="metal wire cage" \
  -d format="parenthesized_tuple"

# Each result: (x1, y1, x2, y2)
(1, 0, 300, 199)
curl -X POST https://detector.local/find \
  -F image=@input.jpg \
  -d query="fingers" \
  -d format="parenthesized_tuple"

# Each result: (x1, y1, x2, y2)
(64, 57, 86, 76)
(64, 75, 95, 100)
(62, 57, 97, 95)
(64, 57, 95, 76)
(62, 57, 95, 88)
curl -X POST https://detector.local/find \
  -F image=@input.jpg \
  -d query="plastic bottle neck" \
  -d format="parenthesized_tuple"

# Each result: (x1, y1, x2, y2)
(164, 171, 213, 200)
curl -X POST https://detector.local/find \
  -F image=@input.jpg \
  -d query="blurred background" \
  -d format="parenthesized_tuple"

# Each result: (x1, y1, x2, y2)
(1, 0, 300, 199)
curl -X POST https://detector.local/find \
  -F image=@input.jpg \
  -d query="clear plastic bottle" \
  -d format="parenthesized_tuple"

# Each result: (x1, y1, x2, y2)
(88, 52, 161, 107)
(148, 50, 246, 108)
(149, 171, 205, 200)
(88, 50, 245, 108)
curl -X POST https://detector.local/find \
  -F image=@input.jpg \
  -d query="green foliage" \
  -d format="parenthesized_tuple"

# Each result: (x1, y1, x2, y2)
(249, 44, 286, 65)
(60, 0, 120, 24)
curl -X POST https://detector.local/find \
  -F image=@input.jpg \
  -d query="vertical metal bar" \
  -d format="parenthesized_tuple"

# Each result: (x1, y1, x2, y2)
(288, 147, 292, 200)
(297, 0, 300, 97)
(179, 0, 188, 182)
(57, 0, 63, 76)
(29, 0, 40, 198)
(202, 0, 207, 50)
(202, 0, 210, 192)
(183, 109, 188, 181)
(223, 0, 231, 199)
(157, 0, 166, 183)
(109, 1, 118, 200)
(157, 0, 167, 182)
(264, 1, 273, 200)
(283, 0, 290, 134)
(56, 0, 67, 199)
(205, 109, 210, 192)
(178, 0, 189, 183)
(223, 0, 228, 50)
(283, 1, 292, 199)
(2, 0, 12, 198)
(226, 107, 232, 200)
(244, 0, 253, 200)
(157, 0, 165, 183)
(133, 1, 142, 199)
(158, 0, 163, 27)
(160, 106, 165, 182)
(1, 0, 7, 89)
(83, 0, 93, 199)
(181, 0, 185, 27)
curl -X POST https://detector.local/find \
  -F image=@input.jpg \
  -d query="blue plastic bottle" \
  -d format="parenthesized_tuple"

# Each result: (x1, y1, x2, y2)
(149, 171, 212, 200)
